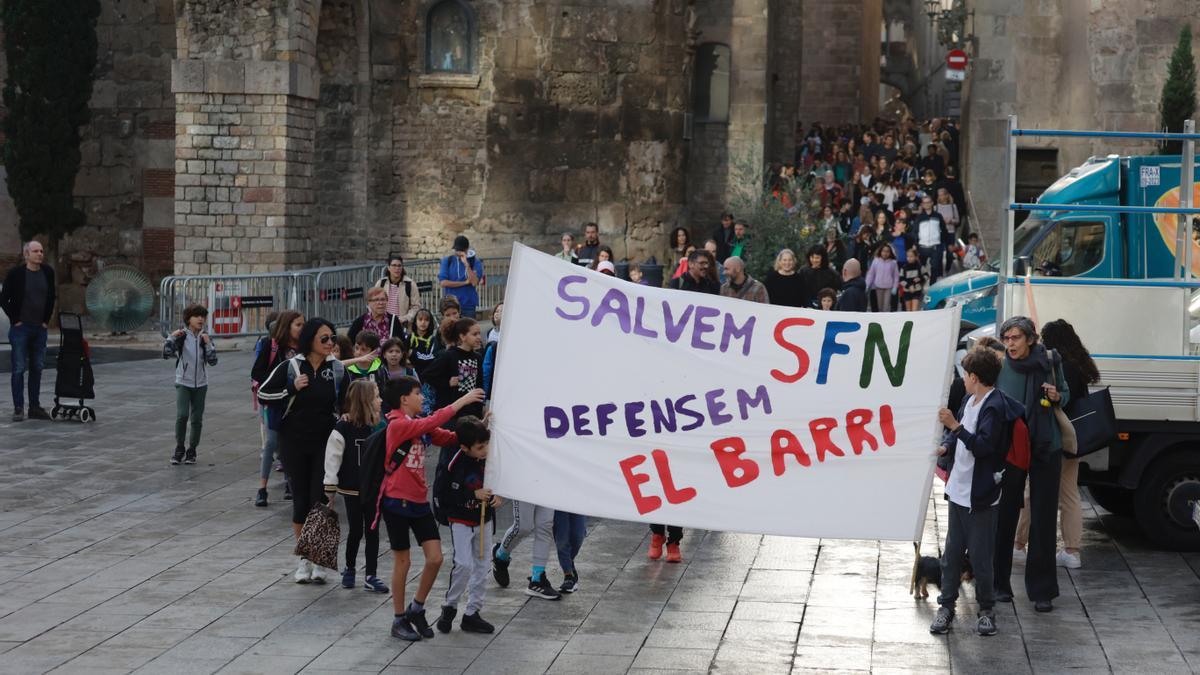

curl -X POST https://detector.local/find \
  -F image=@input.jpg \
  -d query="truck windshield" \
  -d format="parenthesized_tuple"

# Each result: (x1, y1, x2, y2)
(1014, 217, 1106, 277)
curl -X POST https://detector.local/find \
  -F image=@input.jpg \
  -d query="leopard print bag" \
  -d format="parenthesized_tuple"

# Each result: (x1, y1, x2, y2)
(295, 503, 340, 570)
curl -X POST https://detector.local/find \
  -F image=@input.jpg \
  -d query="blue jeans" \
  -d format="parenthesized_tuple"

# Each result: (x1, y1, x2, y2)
(919, 245, 944, 284)
(553, 511, 588, 575)
(9, 323, 48, 411)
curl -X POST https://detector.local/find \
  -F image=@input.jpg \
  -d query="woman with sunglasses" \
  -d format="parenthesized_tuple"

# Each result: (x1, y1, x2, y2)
(258, 318, 353, 584)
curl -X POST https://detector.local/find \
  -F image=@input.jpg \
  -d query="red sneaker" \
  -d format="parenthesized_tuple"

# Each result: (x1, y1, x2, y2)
(648, 533, 665, 560)
(665, 543, 682, 563)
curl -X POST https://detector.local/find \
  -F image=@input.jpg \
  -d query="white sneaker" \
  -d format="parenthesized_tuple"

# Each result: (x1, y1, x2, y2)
(309, 565, 328, 584)
(1056, 550, 1081, 569)
(294, 558, 313, 583)
(1012, 547, 1027, 564)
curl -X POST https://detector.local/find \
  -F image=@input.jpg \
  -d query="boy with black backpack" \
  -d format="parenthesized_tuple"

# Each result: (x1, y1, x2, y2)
(369, 376, 484, 642)
(432, 416, 501, 634)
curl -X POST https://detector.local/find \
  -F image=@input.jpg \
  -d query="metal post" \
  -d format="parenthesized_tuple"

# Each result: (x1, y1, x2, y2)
(999, 114, 1018, 321)
(1182, 119, 1195, 283)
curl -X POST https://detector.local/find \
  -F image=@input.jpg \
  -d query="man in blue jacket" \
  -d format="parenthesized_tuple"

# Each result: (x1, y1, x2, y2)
(930, 346, 1024, 637)
(1, 241, 56, 422)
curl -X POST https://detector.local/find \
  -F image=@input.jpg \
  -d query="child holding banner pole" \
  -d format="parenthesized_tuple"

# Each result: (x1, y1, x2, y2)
(930, 347, 1022, 637)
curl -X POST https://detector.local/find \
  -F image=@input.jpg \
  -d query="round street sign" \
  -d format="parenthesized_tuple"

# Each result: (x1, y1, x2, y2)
(947, 49, 968, 70)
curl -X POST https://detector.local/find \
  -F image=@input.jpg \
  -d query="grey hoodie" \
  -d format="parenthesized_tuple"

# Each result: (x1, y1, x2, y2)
(164, 330, 218, 388)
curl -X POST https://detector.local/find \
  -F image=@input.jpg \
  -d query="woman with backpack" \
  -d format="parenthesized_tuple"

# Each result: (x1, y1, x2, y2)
(375, 254, 422, 329)
(258, 318, 352, 584)
(251, 310, 304, 507)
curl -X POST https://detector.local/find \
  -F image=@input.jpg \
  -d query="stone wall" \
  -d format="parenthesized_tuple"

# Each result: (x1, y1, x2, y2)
(768, 0, 804, 164)
(0, 0, 176, 303)
(964, 0, 1200, 254)
(800, 0, 879, 124)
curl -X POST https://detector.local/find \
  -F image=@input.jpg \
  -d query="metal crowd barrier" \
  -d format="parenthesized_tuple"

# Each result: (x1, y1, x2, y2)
(159, 258, 510, 337)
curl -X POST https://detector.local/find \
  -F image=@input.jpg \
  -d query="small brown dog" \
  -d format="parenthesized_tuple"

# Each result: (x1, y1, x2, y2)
(912, 554, 974, 599)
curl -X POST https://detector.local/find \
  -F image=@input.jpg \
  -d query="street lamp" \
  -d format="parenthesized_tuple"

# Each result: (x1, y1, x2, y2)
(925, 0, 974, 50)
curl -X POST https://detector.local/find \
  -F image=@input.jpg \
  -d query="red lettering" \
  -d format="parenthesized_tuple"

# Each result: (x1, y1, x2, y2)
(845, 408, 878, 455)
(652, 449, 698, 504)
(770, 317, 814, 383)
(619, 454, 662, 515)
(880, 404, 897, 446)
(711, 437, 759, 488)
(771, 429, 811, 475)
(810, 417, 845, 462)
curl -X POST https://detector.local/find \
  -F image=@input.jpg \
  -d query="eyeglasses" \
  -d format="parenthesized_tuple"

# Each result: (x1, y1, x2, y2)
(369, 298, 387, 303)
(318, 335, 335, 344)
(1000, 333, 1024, 343)
(388, 263, 404, 268)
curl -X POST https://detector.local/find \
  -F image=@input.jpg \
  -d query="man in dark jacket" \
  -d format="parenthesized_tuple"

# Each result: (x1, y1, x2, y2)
(711, 212, 735, 262)
(1, 241, 56, 422)
(670, 249, 720, 295)
(930, 346, 1024, 637)
(834, 259, 868, 311)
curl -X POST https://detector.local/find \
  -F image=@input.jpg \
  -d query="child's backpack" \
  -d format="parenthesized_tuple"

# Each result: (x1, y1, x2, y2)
(250, 337, 279, 410)
(360, 426, 416, 531)
(481, 340, 499, 399)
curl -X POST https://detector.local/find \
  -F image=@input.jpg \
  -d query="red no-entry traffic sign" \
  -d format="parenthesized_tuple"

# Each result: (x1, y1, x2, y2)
(947, 49, 968, 70)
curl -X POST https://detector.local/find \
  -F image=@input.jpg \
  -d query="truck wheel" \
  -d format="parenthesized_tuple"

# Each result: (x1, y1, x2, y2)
(1086, 486, 1134, 517)
(1133, 455, 1200, 551)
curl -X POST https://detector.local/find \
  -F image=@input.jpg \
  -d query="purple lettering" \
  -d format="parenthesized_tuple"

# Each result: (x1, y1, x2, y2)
(690, 306, 721, 350)
(555, 275, 590, 320)
(721, 314, 755, 356)
(663, 303, 695, 343)
(544, 406, 569, 439)
(705, 388, 732, 426)
(591, 288, 631, 333)
(650, 399, 677, 433)
(674, 394, 704, 431)
(625, 401, 647, 437)
(571, 405, 593, 436)
(596, 403, 618, 436)
(632, 296, 659, 338)
(736, 385, 773, 419)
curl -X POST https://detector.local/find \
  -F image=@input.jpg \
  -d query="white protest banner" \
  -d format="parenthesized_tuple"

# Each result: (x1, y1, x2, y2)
(489, 244, 960, 541)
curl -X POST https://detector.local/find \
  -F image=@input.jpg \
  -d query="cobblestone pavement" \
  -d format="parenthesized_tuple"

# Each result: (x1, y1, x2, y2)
(1, 350, 1198, 674)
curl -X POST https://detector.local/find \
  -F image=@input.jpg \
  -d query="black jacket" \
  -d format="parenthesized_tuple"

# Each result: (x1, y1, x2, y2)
(324, 419, 375, 495)
(423, 346, 484, 421)
(257, 354, 350, 439)
(671, 274, 720, 295)
(797, 266, 842, 309)
(0, 264, 56, 325)
(835, 276, 868, 312)
(442, 449, 494, 526)
(939, 389, 1025, 509)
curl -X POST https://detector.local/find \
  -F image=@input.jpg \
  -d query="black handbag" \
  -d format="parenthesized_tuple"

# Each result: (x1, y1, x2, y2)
(1066, 387, 1117, 457)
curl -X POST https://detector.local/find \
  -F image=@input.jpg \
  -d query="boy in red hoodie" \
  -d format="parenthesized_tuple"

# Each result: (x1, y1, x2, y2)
(378, 375, 484, 641)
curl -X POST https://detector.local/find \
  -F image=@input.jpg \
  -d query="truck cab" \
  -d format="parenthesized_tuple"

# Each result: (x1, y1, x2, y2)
(926, 154, 1200, 321)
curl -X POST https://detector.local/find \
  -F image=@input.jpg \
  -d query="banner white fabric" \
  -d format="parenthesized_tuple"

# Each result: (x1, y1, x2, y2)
(489, 244, 960, 541)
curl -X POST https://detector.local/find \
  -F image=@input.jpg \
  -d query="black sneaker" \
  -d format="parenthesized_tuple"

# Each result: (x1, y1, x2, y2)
(460, 611, 494, 633)
(559, 572, 579, 594)
(255, 488, 268, 507)
(171, 446, 185, 465)
(284, 483, 293, 500)
(525, 573, 562, 601)
(491, 544, 510, 588)
(436, 606, 457, 634)
(977, 610, 997, 636)
(11, 408, 23, 423)
(184, 448, 197, 465)
(929, 606, 954, 634)
(391, 616, 420, 641)
(407, 608, 434, 638)
(27, 406, 50, 420)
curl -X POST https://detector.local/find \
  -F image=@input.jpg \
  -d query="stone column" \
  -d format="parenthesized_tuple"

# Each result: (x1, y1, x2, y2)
(171, 60, 317, 274)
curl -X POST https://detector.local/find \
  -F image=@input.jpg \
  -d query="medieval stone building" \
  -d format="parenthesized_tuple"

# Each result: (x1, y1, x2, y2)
(2, 0, 849, 283)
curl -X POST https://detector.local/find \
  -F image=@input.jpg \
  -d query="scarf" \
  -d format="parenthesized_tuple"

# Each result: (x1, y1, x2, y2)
(1005, 343, 1056, 458)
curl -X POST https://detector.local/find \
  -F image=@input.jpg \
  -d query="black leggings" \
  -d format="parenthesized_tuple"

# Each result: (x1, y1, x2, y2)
(280, 431, 328, 525)
(650, 524, 683, 545)
(342, 494, 379, 577)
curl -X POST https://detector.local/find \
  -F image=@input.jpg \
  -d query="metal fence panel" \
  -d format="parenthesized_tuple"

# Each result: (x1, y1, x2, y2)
(159, 257, 510, 338)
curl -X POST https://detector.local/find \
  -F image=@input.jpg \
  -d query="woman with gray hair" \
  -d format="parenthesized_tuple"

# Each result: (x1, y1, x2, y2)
(992, 315, 1070, 613)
